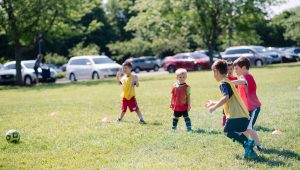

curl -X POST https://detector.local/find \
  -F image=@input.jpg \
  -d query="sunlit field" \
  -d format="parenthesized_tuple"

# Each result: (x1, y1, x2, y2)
(0, 63, 299, 169)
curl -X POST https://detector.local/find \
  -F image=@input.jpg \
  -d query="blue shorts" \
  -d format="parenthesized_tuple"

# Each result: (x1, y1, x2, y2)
(247, 107, 260, 129)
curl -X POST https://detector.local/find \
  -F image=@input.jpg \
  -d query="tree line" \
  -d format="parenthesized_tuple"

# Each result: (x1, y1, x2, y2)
(0, 0, 299, 84)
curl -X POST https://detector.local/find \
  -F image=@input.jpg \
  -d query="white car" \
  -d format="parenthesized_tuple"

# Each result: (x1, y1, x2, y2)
(0, 60, 57, 85)
(66, 55, 122, 81)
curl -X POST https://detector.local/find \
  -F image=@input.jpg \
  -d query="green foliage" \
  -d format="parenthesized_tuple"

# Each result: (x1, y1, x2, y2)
(44, 53, 68, 65)
(0, 63, 299, 169)
(68, 42, 101, 57)
(0, 57, 9, 64)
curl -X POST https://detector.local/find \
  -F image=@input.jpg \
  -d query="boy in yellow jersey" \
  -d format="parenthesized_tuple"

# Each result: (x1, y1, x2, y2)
(116, 61, 145, 124)
(205, 60, 256, 159)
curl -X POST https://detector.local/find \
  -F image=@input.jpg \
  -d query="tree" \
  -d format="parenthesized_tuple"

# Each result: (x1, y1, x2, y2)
(0, 0, 100, 85)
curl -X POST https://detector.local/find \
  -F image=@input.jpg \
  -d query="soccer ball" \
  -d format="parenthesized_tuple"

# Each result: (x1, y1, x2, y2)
(5, 129, 20, 143)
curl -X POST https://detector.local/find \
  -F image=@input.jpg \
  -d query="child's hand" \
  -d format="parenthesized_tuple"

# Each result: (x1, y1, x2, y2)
(204, 100, 214, 108)
(116, 71, 123, 78)
(188, 105, 191, 111)
(208, 105, 216, 113)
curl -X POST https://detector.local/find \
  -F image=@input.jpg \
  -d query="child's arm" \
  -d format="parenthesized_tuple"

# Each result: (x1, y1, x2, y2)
(116, 71, 122, 85)
(231, 79, 247, 85)
(134, 75, 139, 87)
(187, 95, 191, 111)
(206, 95, 229, 113)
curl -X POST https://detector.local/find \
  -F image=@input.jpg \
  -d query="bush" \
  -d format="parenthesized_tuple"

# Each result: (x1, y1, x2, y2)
(44, 53, 68, 65)
(69, 42, 100, 57)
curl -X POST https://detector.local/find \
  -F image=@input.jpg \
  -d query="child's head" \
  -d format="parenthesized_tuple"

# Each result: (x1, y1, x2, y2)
(227, 61, 234, 75)
(122, 61, 132, 75)
(175, 68, 187, 84)
(233, 57, 250, 76)
(211, 60, 228, 82)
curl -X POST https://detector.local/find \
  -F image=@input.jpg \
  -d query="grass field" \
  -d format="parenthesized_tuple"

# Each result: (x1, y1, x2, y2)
(0, 63, 299, 169)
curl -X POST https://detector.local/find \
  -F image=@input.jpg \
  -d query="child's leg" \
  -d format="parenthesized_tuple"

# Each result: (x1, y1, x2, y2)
(135, 109, 144, 121)
(183, 111, 192, 131)
(224, 118, 249, 146)
(118, 112, 126, 121)
(247, 108, 261, 145)
(172, 117, 179, 129)
(225, 132, 248, 146)
(247, 129, 261, 146)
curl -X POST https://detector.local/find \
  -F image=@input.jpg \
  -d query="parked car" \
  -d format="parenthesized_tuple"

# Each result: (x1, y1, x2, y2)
(222, 46, 272, 67)
(196, 50, 222, 59)
(46, 64, 63, 73)
(0, 60, 57, 85)
(162, 53, 210, 73)
(66, 55, 121, 81)
(125, 56, 161, 73)
(281, 47, 300, 62)
(265, 47, 283, 63)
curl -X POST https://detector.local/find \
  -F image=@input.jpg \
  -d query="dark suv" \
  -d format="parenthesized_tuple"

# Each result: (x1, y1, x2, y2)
(126, 57, 161, 73)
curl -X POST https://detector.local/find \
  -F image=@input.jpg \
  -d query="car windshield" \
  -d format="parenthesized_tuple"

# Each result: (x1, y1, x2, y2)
(23, 62, 35, 69)
(253, 47, 266, 53)
(93, 57, 115, 64)
(225, 49, 251, 54)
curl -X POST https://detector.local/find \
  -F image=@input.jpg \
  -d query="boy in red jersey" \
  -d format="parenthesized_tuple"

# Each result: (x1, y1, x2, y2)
(170, 68, 192, 131)
(232, 57, 264, 151)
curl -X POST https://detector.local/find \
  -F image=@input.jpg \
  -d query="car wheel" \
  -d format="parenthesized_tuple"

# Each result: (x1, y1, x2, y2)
(194, 64, 202, 71)
(134, 67, 140, 73)
(24, 76, 33, 86)
(92, 72, 100, 80)
(153, 65, 159, 72)
(69, 73, 77, 82)
(167, 65, 175, 73)
(255, 60, 263, 67)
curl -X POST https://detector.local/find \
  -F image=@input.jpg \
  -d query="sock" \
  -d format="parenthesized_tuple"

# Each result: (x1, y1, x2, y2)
(227, 132, 248, 146)
(184, 117, 192, 130)
(172, 118, 178, 129)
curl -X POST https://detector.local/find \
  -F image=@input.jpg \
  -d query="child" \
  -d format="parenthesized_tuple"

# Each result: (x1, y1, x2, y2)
(116, 61, 145, 124)
(170, 68, 192, 131)
(232, 57, 264, 151)
(221, 61, 238, 126)
(205, 60, 256, 158)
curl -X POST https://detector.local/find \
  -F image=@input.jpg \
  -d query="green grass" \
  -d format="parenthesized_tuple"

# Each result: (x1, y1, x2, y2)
(0, 63, 299, 169)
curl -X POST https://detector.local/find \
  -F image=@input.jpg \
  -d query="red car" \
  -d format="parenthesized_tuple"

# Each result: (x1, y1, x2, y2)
(162, 52, 210, 73)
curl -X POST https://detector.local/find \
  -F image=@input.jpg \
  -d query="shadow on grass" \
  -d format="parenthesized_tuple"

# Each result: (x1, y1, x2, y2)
(254, 125, 275, 132)
(236, 155, 286, 167)
(263, 148, 300, 161)
(192, 128, 221, 135)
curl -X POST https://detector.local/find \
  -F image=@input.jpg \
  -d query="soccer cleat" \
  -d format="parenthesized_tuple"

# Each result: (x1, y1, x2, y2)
(139, 119, 146, 124)
(243, 140, 256, 159)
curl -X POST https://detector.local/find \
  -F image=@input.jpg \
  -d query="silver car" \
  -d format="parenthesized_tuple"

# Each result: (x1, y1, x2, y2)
(0, 60, 57, 85)
(222, 46, 272, 67)
(66, 55, 122, 81)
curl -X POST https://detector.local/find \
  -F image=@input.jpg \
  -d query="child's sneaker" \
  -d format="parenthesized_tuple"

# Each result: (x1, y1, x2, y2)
(243, 140, 255, 159)
(117, 118, 122, 122)
(248, 150, 257, 159)
(139, 119, 146, 124)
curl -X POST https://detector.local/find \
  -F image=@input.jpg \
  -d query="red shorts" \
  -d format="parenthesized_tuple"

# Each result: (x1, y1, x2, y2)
(122, 97, 139, 112)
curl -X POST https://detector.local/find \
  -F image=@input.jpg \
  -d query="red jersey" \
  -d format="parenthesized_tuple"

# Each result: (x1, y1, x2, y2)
(171, 83, 190, 111)
(227, 74, 238, 81)
(237, 74, 261, 111)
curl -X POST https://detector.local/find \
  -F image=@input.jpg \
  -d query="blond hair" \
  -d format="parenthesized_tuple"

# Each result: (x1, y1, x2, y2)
(175, 68, 187, 75)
